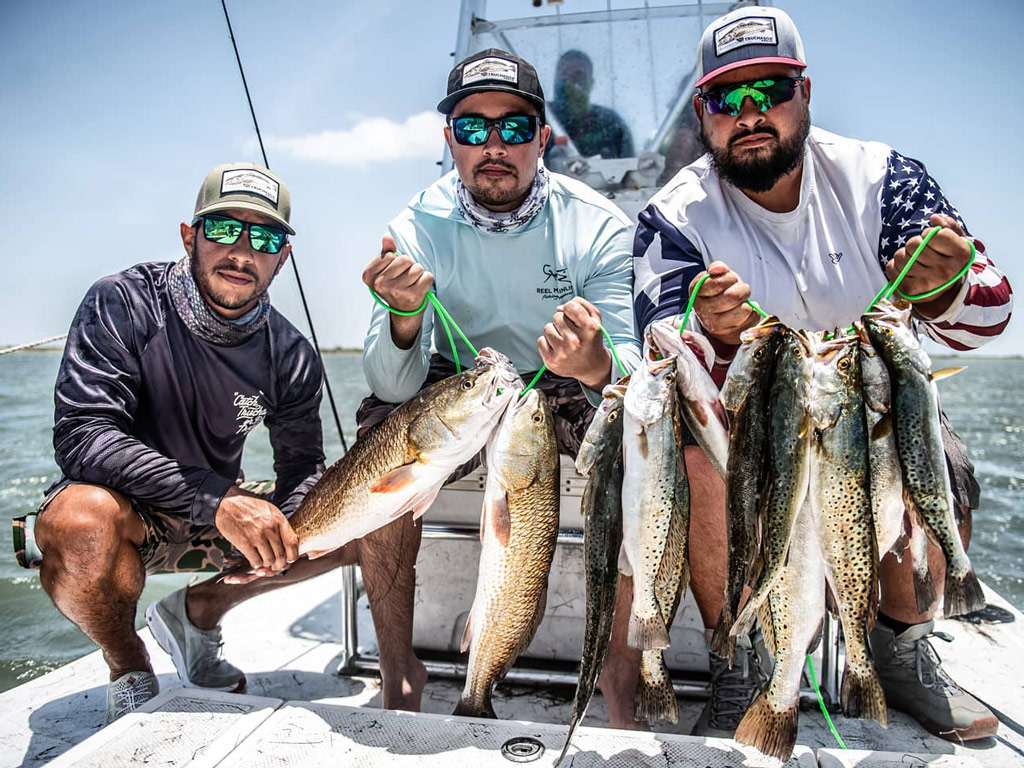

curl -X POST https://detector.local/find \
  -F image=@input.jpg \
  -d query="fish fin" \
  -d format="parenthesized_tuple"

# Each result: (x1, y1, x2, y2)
(617, 542, 633, 577)
(757, 600, 777, 660)
(734, 691, 798, 762)
(636, 650, 678, 724)
(943, 568, 986, 618)
(485, 492, 512, 547)
(908, 505, 938, 614)
(453, 696, 496, 719)
(932, 365, 967, 382)
(553, 720, 580, 768)
(637, 427, 649, 460)
(628, 610, 671, 651)
(411, 487, 441, 520)
(710, 608, 737, 665)
(798, 407, 813, 438)
(840, 666, 888, 726)
(871, 412, 893, 441)
(459, 610, 473, 653)
(825, 583, 840, 619)
(370, 462, 422, 494)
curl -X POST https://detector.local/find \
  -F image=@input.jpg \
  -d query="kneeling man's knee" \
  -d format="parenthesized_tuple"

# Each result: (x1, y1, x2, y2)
(36, 484, 141, 560)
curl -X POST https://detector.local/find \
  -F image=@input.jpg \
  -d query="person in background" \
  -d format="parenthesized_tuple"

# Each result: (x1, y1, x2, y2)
(632, 6, 1011, 742)
(548, 49, 635, 160)
(13, 164, 356, 723)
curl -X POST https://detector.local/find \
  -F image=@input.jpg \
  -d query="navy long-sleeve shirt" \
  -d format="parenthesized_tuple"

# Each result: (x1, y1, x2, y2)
(51, 262, 325, 526)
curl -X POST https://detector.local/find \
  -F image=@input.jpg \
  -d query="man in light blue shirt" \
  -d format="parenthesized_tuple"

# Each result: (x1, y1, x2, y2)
(357, 49, 640, 719)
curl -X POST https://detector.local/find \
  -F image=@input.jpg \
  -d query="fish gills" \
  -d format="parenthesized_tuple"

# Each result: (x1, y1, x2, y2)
(810, 335, 886, 726)
(454, 388, 560, 719)
(712, 319, 784, 662)
(289, 350, 521, 558)
(556, 383, 626, 766)
(863, 308, 984, 617)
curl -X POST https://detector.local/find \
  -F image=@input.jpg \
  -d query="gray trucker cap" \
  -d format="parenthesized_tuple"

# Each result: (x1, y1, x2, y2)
(695, 6, 806, 89)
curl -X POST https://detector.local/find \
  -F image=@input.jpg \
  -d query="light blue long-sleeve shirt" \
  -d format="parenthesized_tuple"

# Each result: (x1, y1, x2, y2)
(363, 170, 641, 406)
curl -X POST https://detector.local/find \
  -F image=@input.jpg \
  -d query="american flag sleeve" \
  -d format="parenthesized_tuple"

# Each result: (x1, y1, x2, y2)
(879, 151, 1013, 350)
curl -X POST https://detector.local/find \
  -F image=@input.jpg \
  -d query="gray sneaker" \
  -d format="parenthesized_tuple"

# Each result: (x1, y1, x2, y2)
(870, 619, 998, 741)
(105, 671, 159, 724)
(693, 632, 768, 737)
(145, 588, 246, 692)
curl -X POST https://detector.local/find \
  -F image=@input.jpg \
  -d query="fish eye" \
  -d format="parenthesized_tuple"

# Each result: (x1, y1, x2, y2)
(607, 411, 618, 422)
(462, 379, 474, 390)
(753, 347, 765, 359)
(793, 347, 803, 357)
(665, 371, 676, 382)
(532, 412, 543, 424)
(838, 357, 851, 370)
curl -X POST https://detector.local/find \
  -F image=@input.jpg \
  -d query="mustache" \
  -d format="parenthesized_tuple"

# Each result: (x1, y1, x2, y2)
(729, 126, 779, 146)
(213, 262, 259, 280)
(474, 159, 517, 175)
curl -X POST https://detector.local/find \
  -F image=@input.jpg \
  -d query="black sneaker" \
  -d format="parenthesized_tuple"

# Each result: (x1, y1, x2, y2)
(693, 632, 767, 737)
(869, 619, 997, 741)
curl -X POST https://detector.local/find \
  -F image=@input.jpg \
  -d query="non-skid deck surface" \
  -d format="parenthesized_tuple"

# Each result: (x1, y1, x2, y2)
(1, 572, 1023, 767)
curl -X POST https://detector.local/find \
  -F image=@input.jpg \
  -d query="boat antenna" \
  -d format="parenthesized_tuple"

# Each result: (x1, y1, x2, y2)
(219, 0, 349, 454)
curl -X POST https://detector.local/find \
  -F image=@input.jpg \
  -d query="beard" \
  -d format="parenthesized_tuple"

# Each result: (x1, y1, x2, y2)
(467, 161, 530, 209)
(700, 110, 810, 193)
(190, 240, 268, 312)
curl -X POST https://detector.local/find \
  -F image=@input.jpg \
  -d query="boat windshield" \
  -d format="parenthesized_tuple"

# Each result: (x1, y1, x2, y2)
(451, 0, 758, 217)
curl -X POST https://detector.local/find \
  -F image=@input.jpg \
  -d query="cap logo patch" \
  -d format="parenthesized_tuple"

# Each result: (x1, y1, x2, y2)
(714, 17, 777, 56)
(462, 57, 518, 86)
(220, 169, 280, 205)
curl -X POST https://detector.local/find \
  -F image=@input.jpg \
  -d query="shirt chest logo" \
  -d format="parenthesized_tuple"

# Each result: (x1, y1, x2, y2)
(537, 264, 573, 300)
(234, 391, 267, 435)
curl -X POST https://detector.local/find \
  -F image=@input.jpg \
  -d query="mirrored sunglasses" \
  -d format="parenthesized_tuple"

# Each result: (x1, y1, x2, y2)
(449, 115, 539, 146)
(198, 214, 288, 254)
(700, 77, 805, 117)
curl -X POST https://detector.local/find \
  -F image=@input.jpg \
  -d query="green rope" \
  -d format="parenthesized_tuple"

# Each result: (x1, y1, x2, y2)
(371, 286, 628, 395)
(806, 654, 847, 750)
(680, 273, 767, 334)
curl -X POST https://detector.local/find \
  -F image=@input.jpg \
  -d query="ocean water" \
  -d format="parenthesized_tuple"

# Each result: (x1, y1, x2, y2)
(0, 351, 1021, 695)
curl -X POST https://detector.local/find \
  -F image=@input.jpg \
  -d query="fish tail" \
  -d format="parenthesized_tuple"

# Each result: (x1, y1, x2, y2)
(552, 716, 581, 768)
(734, 691, 798, 762)
(453, 694, 497, 719)
(628, 608, 671, 651)
(840, 665, 888, 726)
(709, 607, 737, 664)
(943, 568, 986, 618)
(636, 651, 678, 724)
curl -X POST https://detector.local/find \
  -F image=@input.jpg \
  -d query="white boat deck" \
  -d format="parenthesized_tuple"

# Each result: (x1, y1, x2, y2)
(1, 570, 1023, 767)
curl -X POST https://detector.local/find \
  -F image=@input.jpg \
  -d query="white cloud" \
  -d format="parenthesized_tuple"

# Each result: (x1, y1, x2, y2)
(260, 111, 446, 168)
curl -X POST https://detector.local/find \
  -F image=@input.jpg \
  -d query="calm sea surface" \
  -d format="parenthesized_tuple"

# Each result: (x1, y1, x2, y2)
(0, 350, 1021, 694)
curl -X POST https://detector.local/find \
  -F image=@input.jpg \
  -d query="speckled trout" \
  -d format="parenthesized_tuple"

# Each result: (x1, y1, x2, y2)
(556, 381, 627, 766)
(647, 318, 730, 478)
(288, 348, 521, 559)
(621, 354, 687, 651)
(863, 304, 984, 618)
(734, 499, 825, 762)
(809, 333, 886, 726)
(732, 330, 814, 638)
(712, 317, 785, 662)
(454, 388, 560, 719)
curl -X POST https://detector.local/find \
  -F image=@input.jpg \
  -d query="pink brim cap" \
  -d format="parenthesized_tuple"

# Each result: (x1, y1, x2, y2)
(695, 56, 807, 88)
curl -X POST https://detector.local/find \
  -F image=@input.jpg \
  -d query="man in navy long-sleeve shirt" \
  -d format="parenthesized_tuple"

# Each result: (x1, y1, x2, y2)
(17, 163, 355, 723)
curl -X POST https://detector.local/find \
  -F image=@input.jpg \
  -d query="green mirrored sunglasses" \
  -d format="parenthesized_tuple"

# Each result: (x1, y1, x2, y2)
(700, 77, 805, 117)
(197, 214, 288, 254)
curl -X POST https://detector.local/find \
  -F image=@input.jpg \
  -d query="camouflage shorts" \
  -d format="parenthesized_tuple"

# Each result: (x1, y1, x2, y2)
(12, 479, 274, 574)
(356, 354, 596, 480)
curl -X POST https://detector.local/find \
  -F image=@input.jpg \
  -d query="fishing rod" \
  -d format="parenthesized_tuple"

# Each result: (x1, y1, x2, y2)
(220, 0, 349, 454)
(0, 334, 67, 357)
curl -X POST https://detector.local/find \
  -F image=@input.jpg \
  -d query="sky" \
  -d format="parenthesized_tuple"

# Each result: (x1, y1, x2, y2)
(1, 0, 1021, 356)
